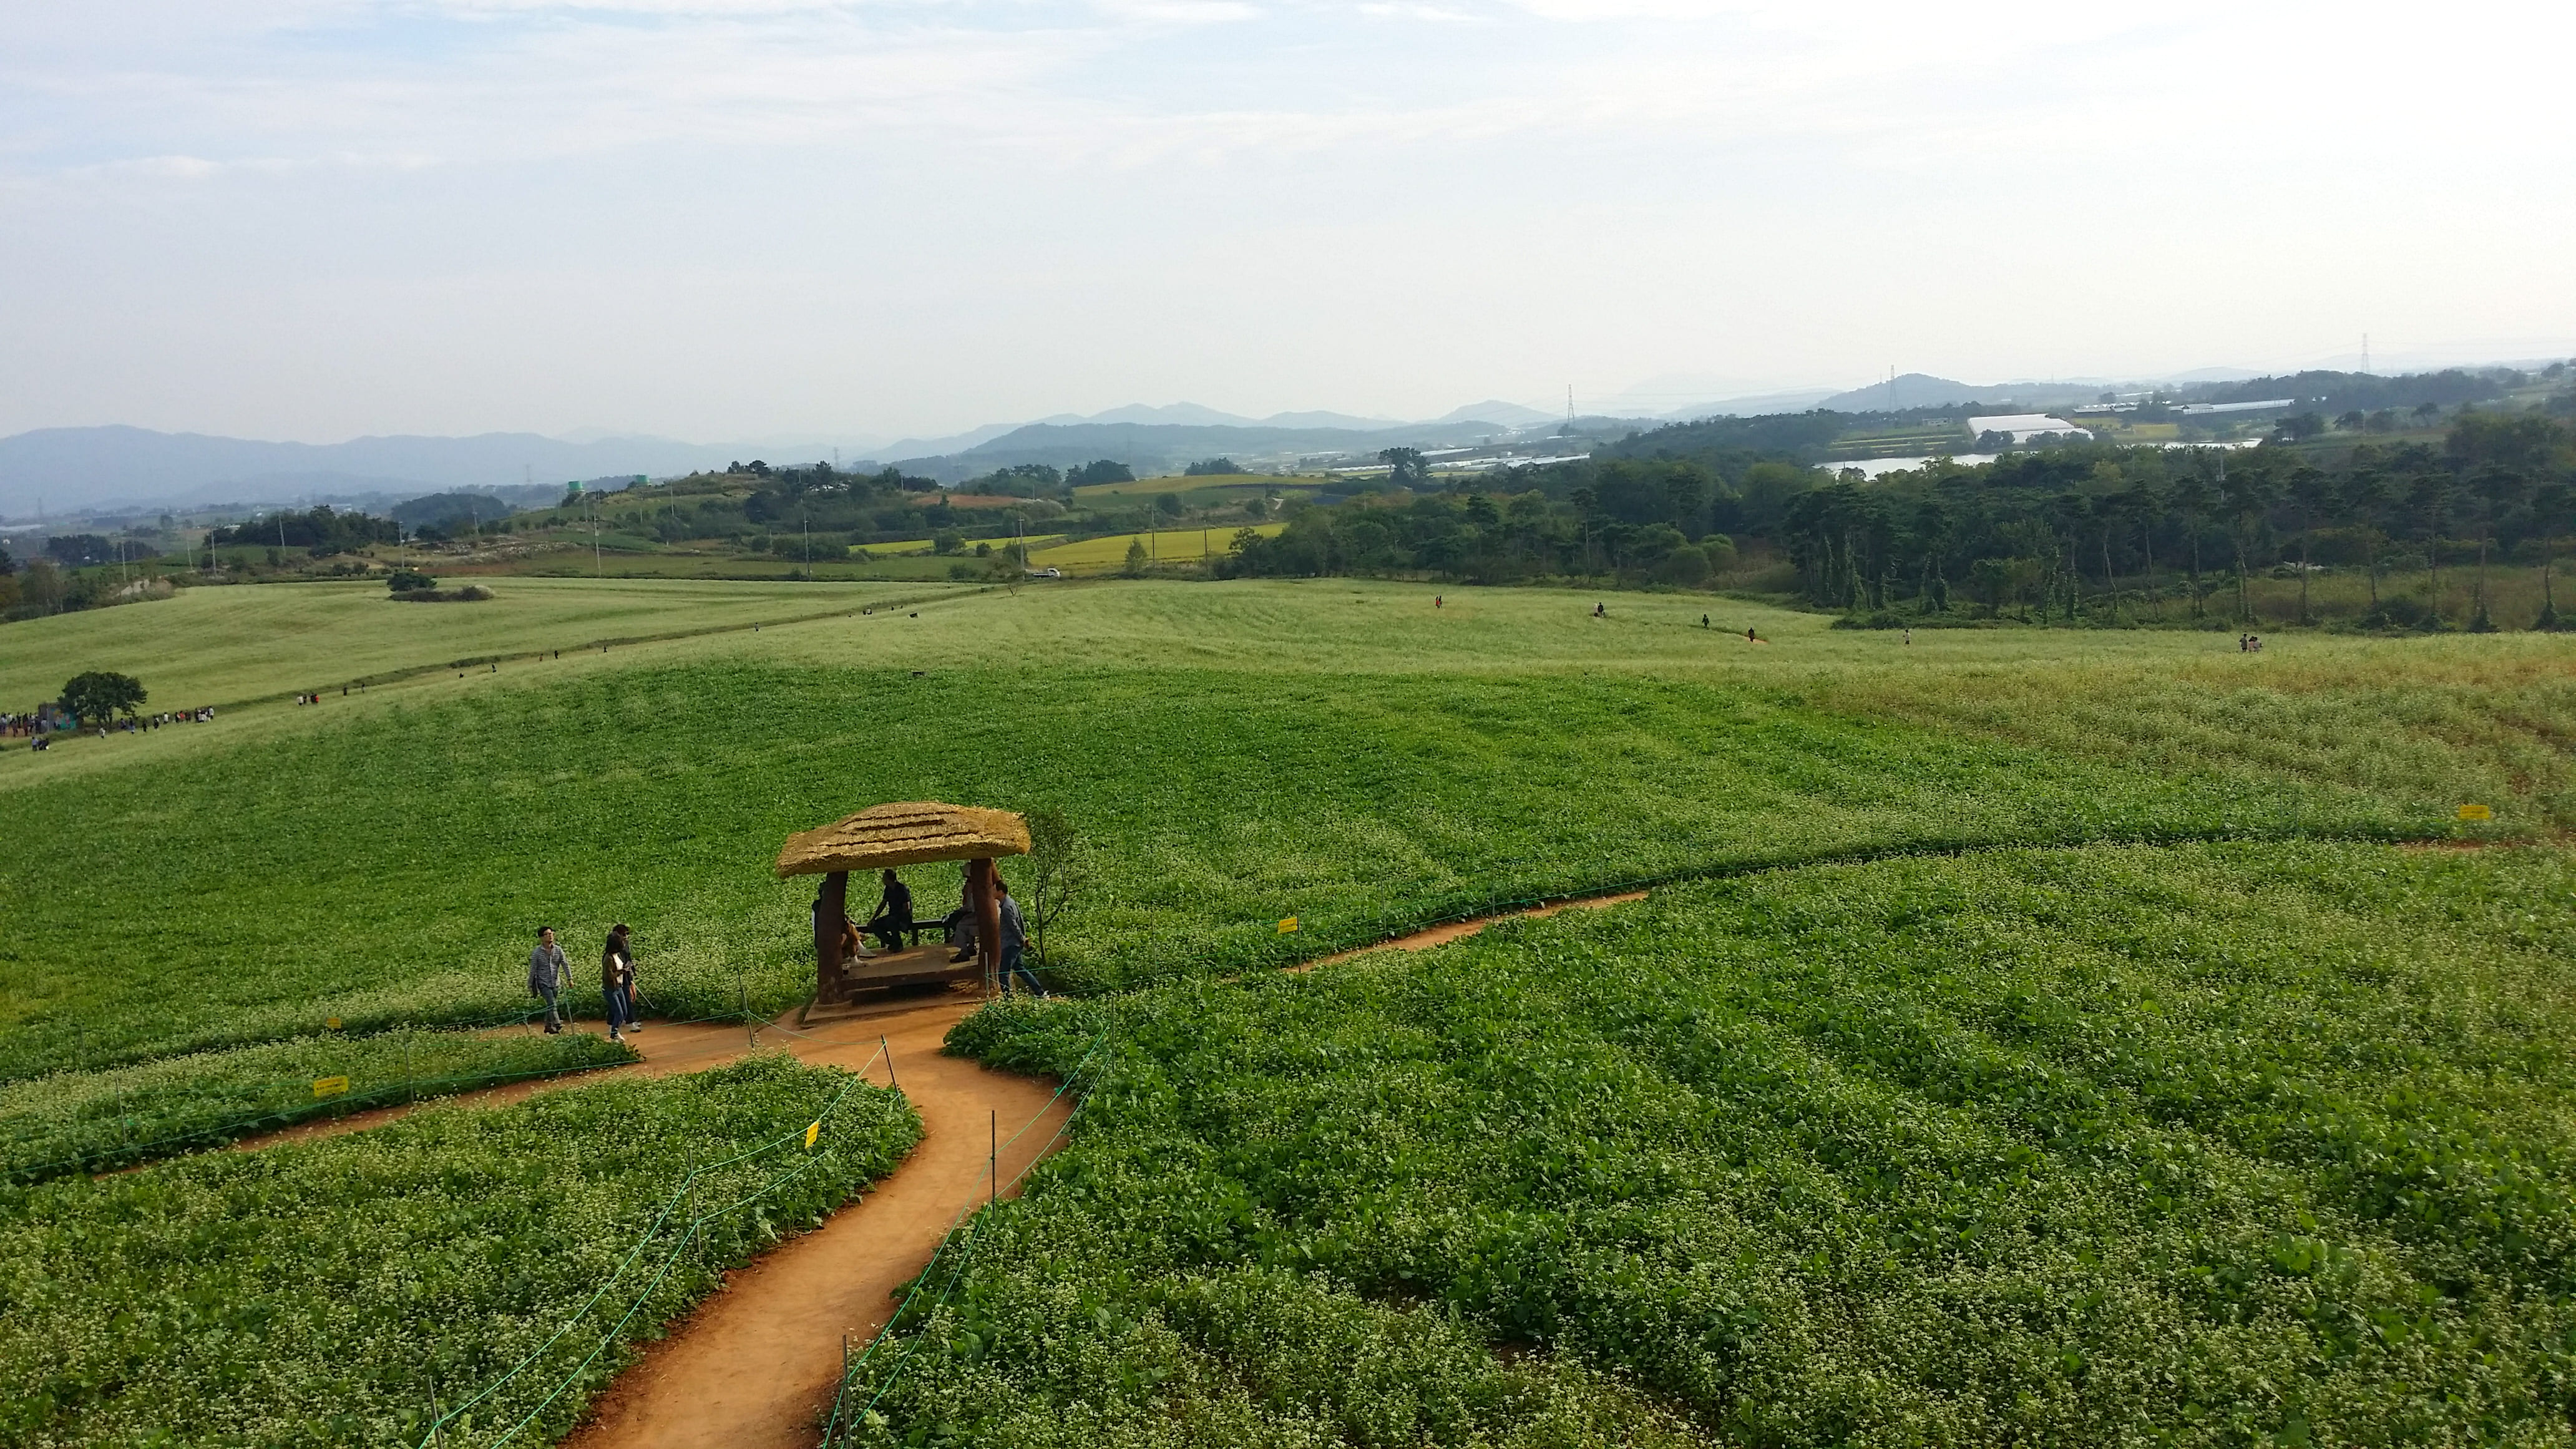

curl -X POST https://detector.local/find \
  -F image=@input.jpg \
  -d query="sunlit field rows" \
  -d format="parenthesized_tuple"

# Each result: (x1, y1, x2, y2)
(919, 841, 2576, 1448)
(3, 576, 2572, 1447)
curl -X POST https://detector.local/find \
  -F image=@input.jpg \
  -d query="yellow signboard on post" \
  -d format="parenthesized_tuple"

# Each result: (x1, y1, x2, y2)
(312, 1075, 351, 1099)
(325, 1017, 342, 1030)
(804, 1121, 821, 1150)
(1277, 915, 1299, 934)
(2458, 804, 2493, 821)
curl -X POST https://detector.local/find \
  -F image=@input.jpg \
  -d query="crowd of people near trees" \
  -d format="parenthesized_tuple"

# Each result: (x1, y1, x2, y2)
(11, 671, 217, 747)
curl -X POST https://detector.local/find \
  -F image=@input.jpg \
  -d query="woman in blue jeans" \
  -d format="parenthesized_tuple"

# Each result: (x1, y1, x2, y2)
(602, 924, 635, 1042)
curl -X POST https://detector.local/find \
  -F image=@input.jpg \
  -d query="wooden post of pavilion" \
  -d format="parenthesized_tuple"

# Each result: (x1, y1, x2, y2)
(970, 857, 1004, 998)
(812, 869, 851, 1000)
(774, 801, 1030, 1011)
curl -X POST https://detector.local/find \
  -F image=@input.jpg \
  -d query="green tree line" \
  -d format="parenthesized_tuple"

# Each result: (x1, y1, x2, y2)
(1224, 409, 2576, 629)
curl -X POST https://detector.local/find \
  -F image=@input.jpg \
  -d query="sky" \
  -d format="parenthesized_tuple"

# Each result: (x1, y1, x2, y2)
(2, 0, 2572, 445)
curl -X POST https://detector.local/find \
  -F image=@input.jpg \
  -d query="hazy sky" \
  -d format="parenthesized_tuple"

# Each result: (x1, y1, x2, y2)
(4, 1, 2570, 444)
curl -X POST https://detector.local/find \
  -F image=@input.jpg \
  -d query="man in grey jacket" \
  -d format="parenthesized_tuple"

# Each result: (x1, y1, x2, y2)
(528, 926, 570, 1033)
(995, 879, 1045, 998)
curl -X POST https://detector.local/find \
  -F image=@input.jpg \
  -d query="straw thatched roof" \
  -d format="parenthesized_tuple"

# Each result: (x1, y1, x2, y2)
(774, 801, 1030, 877)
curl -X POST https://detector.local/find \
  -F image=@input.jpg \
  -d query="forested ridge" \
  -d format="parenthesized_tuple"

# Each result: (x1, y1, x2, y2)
(1227, 400, 2576, 630)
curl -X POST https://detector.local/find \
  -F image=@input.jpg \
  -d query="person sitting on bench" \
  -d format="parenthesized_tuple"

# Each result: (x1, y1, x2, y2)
(866, 869, 919, 950)
(942, 902, 978, 963)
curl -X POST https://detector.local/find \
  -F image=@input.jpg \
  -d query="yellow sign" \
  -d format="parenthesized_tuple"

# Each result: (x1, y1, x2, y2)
(312, 1075, 350, 1099)
(2458, 804, 2493, 821)
(1277, 915, 1299, 934)
(325, 1017, 342, 1030)
(804, 1121, 821, 1150)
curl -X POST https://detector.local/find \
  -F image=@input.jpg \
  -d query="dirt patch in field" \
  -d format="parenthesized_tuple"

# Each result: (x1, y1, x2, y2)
(1295, 889, 1649, 972)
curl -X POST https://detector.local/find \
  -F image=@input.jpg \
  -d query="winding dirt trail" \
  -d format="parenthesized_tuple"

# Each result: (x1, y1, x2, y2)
(564, 1000, 1070, 1449)
(550, 891, 1655, 1447)
(215, 890, 1659, 1447)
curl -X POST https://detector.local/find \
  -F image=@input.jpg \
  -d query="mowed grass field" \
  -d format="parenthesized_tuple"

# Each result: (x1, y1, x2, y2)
(0, 575, 955, 712)
(4, 576, 2576, 1445)
(1029, 521, 1286, 573)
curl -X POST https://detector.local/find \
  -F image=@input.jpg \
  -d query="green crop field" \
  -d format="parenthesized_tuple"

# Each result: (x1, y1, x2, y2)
(1029, 522, 1285, 572)
(3, 574, 2573, 1446)
(1, 1055, 917, 1448)
(912, 841, 2576, 1448)
(0, 576, 952, 711)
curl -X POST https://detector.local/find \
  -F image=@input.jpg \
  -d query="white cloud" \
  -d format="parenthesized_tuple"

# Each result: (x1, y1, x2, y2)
(0, 0, 2569, 439)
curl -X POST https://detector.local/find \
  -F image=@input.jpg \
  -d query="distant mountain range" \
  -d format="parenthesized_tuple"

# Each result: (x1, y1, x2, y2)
(4, 363, 2525, 522)
(0, 402, 1567, 519)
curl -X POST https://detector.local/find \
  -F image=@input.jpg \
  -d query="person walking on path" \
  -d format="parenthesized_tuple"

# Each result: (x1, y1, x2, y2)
(528, 927, 570, 1034)
(995, 877, 1044, 997)
(605, 922, 643, 1034)
(602, 925, 635, 1043)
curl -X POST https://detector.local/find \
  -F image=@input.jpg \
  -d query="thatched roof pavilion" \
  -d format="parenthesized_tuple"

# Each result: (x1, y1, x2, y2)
(775, 801, 1030, 878)
(779, 801, 1029, 1011)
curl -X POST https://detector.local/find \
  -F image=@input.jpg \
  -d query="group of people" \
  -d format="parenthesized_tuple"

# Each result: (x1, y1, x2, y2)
(2238, 633, 2266, 652)
(525, 923, 647, 1040)
(8, 701, 211, 737)
(844, 867, 1044, 997)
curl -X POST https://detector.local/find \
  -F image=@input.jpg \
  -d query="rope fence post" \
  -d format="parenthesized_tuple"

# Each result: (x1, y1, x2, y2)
(989, 1110, 997, 1209)
(882, 1036, 897, 1093)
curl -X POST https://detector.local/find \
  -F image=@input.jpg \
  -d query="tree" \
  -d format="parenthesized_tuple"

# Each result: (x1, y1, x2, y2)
(2119, 478, 2161, 614)
(2220, 459, 2278, 623)
(1121, 538, 1149, 578)
(1021, 806, 1089, 970)
(1183, 458, 1242, 476)
(2171, 471, 2213, 617)
(2288, 466, 2333, 624)
(388, 570, 436, 592)
(1911, 496, 1951, 612)
(2407, 472, 2452, 623)
(2342, 469, 2392, 612)
(1067, 460, 1136, 487)
(61, 670, 146, 725)
(2532, 481, 2571, 629)
(1378, 448, 1429, 487)
(2468, 466, 2528, 632)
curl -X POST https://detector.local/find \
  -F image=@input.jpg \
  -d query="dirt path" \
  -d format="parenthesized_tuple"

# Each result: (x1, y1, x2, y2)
(564, 1001, 1070, 1449)
(1297, 889, 1648, 971)
(224, 892, 1656, 1448)
(228, 991, 980, 1154)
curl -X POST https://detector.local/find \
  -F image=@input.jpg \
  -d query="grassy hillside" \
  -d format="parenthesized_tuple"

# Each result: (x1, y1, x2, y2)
(0, 576, 948, 711)
(6, 574, 2575, 1446)
(2, 580, 2564, 1085)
